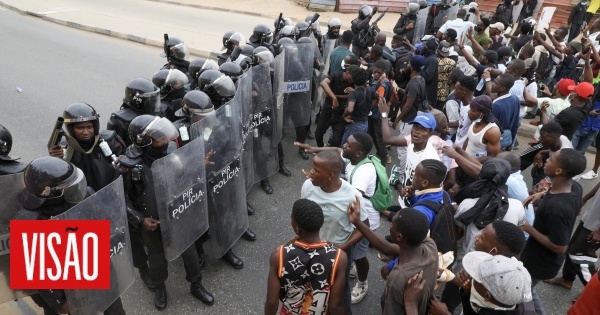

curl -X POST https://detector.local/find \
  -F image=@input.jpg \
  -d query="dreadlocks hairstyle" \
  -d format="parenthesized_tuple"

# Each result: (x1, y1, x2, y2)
(491, 220, 526, 255)
(419, 159, 447, 186)
(555, 148, 587, 178)
(292, 199, 324, 233)
(394, 208, 430, 247)
(349, 132, 374, 156)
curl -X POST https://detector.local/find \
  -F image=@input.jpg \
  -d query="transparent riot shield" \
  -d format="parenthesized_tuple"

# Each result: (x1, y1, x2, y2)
(239, 68, 255, 192)
(189, 98, 248, 258)
(413, 6, 430, 44)
(312, 40, 336, 118)
(251, 63, 280, 183)
(447, 3, 459, 21)
(51, 178, 134, 315)
(151, 137, 209, 261)
(278, 42, 313, 128)
(0, 173, 35, 305)
(273, 52, 285, 140)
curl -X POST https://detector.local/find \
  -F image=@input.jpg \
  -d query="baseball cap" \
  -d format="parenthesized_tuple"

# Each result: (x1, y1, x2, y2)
(557, 78, 576, 96)
(426, 38, 439, 51)
(463, 252, 533, 306)
(489, 22, 505, 32)
(408, 112, 437, 130)
(482, 50, 499, 64)
(429, 108, 448, 134)
(497, 46, 517, 59)
(568, 82, 595, 99)
(438, 41, 451, 57)
(409, 55, 427, 71)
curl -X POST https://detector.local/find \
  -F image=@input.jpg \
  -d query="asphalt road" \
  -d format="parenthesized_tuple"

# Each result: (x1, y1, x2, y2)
(0, 7, 597, 315)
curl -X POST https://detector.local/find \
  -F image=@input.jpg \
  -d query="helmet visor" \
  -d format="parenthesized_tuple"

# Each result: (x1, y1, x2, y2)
(208, 75, 236, 97)
(142, 117, 179, 146)
(62, 168, 88, 204)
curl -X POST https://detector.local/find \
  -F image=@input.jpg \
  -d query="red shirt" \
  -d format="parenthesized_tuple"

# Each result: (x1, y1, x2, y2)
(568, 272, 600, 315)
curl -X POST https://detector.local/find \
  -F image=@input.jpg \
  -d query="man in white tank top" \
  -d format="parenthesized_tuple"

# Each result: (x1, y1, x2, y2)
(463, 95, 501, 162)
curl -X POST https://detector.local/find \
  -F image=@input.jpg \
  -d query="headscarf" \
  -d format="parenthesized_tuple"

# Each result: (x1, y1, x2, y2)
(454, 158, 511, 229)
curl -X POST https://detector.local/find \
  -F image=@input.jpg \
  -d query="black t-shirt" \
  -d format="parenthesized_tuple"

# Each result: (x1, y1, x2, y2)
(513, 34, 533, 53)
(554, 105, 588, 140)
(325, 71, 352, 107)
(401, 76, 426, 122)
(348, 87, 378, 122)
(521, 181, 583, 280)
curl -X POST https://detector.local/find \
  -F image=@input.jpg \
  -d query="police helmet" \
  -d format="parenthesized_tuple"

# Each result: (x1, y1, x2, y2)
(222, 31, 235, 50)
(219, 62, 244, 80)
(188, 58, 220, 80)
(358, 5, 373, 20)
(274, 16, 293, 30)
(198, 70, 236, 102)
(24, 157, 87, 204)
(280, 25, 299, 39)
(152, 69, 189, 95)
(0, 125, 17, 161)
(162, 37, 189, 60)
(224, 32, 246, 51)
(175, 90, 214, 122)
(277, 37, 296, 55)
(328, 18, 342, 34)
(62, 103, 100, 140)
(295, 22, 310, 38)
(250, 24, 274, 45)
(129, 115, 179, 148)
(252, 46, 274, 65)
(123, 78, 161, 113)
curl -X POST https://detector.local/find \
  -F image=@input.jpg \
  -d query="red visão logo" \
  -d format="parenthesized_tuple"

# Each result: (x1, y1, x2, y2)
(10, 220, 110, 289)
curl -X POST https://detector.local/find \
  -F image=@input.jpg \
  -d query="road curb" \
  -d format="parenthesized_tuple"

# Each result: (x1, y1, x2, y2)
(0, 0, 217, 59)
(145, 0, 276, 19)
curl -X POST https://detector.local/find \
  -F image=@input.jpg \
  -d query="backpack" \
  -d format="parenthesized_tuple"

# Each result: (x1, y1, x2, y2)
(536, 51, 553, 80)
(411, 192, 457, 255)
(394, 49, 413, 77)
(349, 155, 393, 212)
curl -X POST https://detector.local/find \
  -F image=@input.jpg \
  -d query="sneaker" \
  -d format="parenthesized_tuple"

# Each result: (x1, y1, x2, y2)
(512, 139, 520, 150)
(573, 174, 582, 181)
(351, 282, 368, 304)
(581, 170, 598, 180)
(349, 265, 357, 279)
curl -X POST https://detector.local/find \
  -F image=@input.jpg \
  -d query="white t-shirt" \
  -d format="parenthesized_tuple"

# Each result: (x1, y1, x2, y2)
(455, 198, 526, 253)
(439, 19, 476, 42)
(550, 135, 574, 155)
(509, 79, 526, 117)
(343, 156, 380, 230)
(522, 82, 538, 117)
(446, 97, 461, 136)
(455, 103, 472, 147)
(399, 142, 440, 208)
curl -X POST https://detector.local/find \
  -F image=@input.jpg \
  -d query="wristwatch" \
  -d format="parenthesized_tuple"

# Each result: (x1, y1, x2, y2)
(485, 78, 491, 82)
(381, 112, 388, 118)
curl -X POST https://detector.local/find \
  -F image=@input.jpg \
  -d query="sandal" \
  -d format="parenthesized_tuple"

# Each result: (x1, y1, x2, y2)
(543, 277, 573, 290)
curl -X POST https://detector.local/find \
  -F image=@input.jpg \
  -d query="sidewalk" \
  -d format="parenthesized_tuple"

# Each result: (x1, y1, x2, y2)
(0, 0, 541, 139)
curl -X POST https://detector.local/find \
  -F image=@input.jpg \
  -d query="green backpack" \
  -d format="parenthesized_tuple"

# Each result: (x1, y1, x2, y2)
(349, 155, 393, 212)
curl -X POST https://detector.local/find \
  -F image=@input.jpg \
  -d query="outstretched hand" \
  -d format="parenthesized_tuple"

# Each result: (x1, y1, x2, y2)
(294, 141, 314, 154)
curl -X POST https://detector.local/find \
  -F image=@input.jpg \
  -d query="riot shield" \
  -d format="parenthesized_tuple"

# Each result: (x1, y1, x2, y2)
(413, 6, 430, 44)
(189, 97, 248, 258)
(51, 178, 134, 315)
(251, 63, 280, 183)
(446, 3, 459, 21)
(273, 52, 285, 140)
(0, 173, 35, 305)
(151, 137, 209, 261)
(240, 68, 256, 192)
(277, 42, 313, 128)
(312, 39, 336, 118)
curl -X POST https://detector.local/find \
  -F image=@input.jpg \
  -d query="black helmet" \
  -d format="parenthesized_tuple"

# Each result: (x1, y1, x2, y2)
(277, 37, 296, 55)
(198, 70, 236, 103)
(280, 25, 299, 39)
(128, 115, 179, 148)
(24, 157, 87, 204)
(274, 16, 293, 31)
(0, 125, 17, 161)
(358, 5, 373, 20)
(152, 69, 189, 95)
(188, 58, 220, 80)
(295, 22, 310, 38)
(219, 62, 244, 80)
(175, 90, 214, 123)
(221, 31, 235, 50)
(162, 36, 189, 60)
(123, 78, 161, 114)
(223, 32, 246, 51)
(62, 102, 100, 140)
(250, 24, 274, 46)
(252, 46, 274, 65)
(240, 45, 255, 58)
(297, 37, 313, 45)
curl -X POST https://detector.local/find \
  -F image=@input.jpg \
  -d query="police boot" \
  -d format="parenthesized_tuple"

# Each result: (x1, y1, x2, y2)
(242, 228, 257, 241)
(154, 283, 167, 310)
(221, 249, 244, 269)
(260, 179, 273, 194)
(190, 280, 214, 306)
(278, 161, 292, 177)
(247, 202, 255, 216)
(298, 148, 310, 160)
(138, 263, 157, 292)
(306, 130, 315, 140)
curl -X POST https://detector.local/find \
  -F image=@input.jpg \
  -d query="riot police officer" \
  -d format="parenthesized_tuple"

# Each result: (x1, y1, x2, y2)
(152, 69, 189, 121)
(278, 25, 299, 41)
(218, 31, 235, 65)
(220, 32, 246, 66)
(273, 15, 293, 39)
(18, 156, 127, 315)
(120, 115, 214, 310)
(248, 24, 276, 54)
(0, 124, 26, 175)
(305, 14, 323, 52)
(322, 18, 342, 50)
(219, 62, 244, 85)
(107, 78, 161, 147)
(198, 70, 236, 109)
(161, 36, 190, 74)
(188, 58, 219, 90)
(351, 5, 378, 58)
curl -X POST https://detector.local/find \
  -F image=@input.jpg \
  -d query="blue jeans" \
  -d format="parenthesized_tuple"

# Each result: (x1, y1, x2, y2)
(500, 129, 513, 150)
(572, 128, 599, 153)
(340, 120, 368, 148)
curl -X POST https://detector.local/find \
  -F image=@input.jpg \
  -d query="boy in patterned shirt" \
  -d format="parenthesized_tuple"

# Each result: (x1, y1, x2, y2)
(264, 199, 348, 315)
